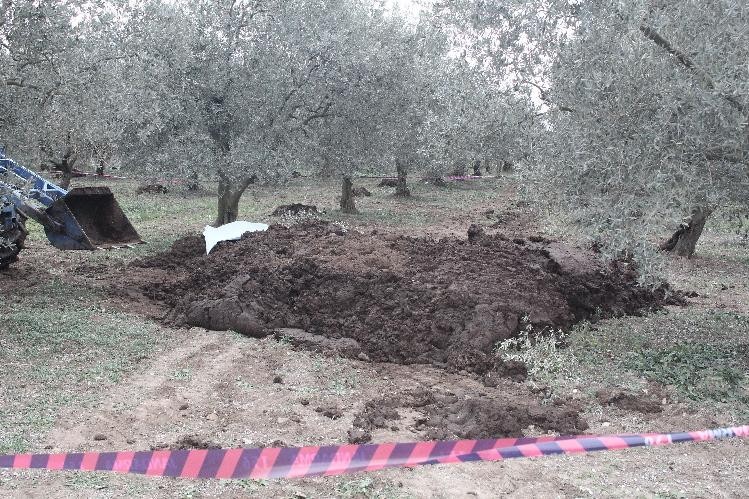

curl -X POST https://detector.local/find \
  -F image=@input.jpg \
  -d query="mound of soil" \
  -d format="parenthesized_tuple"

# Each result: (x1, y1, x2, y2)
(131, 221, 679, 373)
(596, 388, 664, 414)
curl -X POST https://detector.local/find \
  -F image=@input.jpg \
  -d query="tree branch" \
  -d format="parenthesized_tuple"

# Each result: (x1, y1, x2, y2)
(640, 24, 746, 114)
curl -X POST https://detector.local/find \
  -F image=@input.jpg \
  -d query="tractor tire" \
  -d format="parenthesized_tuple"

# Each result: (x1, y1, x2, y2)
(0, 219, 27, 270)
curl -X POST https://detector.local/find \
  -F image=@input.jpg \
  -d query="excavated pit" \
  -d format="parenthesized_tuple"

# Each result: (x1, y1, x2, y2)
(131, 221, 680, 374)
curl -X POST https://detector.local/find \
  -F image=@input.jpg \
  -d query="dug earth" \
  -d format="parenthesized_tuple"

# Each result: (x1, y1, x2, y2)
(126, 221, 680, 374)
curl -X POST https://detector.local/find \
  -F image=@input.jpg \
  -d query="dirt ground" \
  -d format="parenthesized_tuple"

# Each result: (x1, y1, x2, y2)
(1, 176, 747, 498)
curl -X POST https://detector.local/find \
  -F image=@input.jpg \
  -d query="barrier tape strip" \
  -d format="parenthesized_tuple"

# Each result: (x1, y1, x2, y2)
(0, 426, 746, 479)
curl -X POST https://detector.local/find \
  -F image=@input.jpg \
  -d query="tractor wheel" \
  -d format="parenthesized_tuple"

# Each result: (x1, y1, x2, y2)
(0, 218, 27, 270)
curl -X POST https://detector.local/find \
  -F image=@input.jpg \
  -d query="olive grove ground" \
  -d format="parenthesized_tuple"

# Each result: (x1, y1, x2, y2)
(0, 175, 747, 497)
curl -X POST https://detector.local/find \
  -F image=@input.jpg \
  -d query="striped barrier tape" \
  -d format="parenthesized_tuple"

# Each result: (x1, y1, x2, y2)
(0, 425, 746, 479)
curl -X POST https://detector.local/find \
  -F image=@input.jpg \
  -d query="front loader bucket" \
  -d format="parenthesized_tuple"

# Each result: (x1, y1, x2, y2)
(43, 187, 143, 250)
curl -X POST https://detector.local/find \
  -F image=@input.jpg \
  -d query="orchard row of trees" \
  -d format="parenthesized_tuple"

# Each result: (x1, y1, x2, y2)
(1, 0, 530, 223)
(2, 0, 747, 263)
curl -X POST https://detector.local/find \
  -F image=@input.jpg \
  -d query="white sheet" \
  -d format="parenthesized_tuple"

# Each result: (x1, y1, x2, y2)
(203, 221, 269, 254)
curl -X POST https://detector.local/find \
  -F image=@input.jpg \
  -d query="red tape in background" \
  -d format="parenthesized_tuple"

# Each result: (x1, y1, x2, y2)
(0, 425, 746, 479)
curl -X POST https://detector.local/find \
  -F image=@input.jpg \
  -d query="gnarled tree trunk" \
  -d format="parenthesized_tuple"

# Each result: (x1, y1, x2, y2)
(660, 206, 713, 257)
(214, 173, 257, 227)
(472, 160, 482, 176)
(51, 150, 77, 190)
(395, 159, 410, 197)
(340, 176, 358, 213)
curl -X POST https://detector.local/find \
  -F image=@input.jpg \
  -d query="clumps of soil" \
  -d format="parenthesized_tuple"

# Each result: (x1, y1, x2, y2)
(152, 435, 221, 450)
(315, 405, 344, 420)
(377, 178, 399, 187)
(130, 221, 680, 374)
(271, 203, 318, 216)
(274, 328, 361, 356)
(136, 183, 169, 194)
(351, 389, 587, 442)
(351, 399, 403, 440)
(596, 389, 664, 414)
(421, 394, 585, 440)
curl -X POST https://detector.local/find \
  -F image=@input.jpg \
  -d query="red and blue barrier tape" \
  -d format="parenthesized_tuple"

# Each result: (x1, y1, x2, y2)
(0, 426, 746, 479)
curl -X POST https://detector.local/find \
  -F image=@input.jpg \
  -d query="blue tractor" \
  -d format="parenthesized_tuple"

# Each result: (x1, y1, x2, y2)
(0, 148, 142, 269)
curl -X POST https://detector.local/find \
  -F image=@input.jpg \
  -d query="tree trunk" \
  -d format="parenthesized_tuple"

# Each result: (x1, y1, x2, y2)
(215, 188, 242, 226)
(472, 160, 482, 176)
(213, 174, 256, 226)
(395, 159, 411, 197)
(56, 154, 77, 190)
(340, 176, 358, 213)
(660, 206, 713, 257)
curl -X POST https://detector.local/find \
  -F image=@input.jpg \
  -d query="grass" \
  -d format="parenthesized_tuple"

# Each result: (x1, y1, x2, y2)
(565, 309, 749, 414)
(336, 477, 408, 498)
(626, 343, 747, 402)
(496, 318, 576, 385)
(0, 278, 162, 453)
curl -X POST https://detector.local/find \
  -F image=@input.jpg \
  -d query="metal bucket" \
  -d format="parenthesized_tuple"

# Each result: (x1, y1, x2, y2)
(43, 187, 143, 250)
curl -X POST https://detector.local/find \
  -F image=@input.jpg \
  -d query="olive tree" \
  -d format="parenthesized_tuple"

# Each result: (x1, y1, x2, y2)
(123, 0, 413, 225)
(0, 0, 126, 187)
(464, 0, 748, 264)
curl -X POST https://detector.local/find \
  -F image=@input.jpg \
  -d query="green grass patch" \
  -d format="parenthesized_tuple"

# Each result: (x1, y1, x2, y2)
(0, 279, 162, 453)
(625, 343, 747, 401)
(567, 309, 749, 408)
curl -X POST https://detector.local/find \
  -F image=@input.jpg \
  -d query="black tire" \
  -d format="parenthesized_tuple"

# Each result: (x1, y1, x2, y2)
(0, 219, 27, 270)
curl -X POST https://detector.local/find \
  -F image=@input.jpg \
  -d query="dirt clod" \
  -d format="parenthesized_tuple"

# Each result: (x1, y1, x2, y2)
(347, 428, 372, 444)
(378, 178, 399, 187)
(315, 405, 344, 420)
(170, 435, 220, 450)
(272, 204, 318, 216)
(93, 434, 107, 441)
(129, 222, 680, 374)
(353, 389, 587, 439)
(136, 183, 168, 195)
(596, 389, 664, 414)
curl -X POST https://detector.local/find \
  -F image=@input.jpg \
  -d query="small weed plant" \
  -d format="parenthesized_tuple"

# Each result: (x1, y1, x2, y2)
(496, 316, 573, 383)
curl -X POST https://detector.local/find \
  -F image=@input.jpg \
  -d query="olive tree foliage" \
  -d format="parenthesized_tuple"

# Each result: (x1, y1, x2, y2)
(460, 0, 748, 270)
(536, 0, 748, 265)
(122, 0, 407, 225)
(427, 1, 542, 176)
(300, 7, 427, 211)
(0, 0, 126, 188)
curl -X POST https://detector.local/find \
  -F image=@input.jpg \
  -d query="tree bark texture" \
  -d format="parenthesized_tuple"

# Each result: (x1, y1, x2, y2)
(472, 160, 482, 176)
(660, 206, 712, 257)
(52, 151, 77, 190)
(395, 159, 410, 197)
(214, 173, 257, 226)
(340, 176, 358, 213)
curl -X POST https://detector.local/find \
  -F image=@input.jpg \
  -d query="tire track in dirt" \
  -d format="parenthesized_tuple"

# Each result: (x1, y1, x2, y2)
(46, 330, 243, 451)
